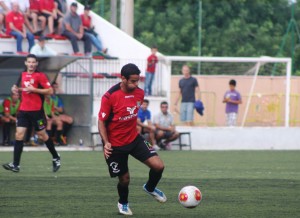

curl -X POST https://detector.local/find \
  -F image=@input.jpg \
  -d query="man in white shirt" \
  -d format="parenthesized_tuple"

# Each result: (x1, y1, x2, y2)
(0, 0, 11, 35)
(30, 35, 57, 56)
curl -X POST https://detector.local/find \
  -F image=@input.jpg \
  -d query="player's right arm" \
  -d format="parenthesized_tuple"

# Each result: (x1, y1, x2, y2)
(98, 93, 113, 158)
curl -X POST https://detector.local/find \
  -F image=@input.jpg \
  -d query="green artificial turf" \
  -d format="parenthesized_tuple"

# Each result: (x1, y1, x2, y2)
(0, 151, 299, 218)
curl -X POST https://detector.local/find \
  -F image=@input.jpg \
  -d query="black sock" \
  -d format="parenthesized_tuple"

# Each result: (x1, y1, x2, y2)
(117, 183, 129, 204)
(63, 123, 72, 136)
(44, 138, 59, 159)
(25, 127, 33, 142)
(13, 140, 24, 166)
(3, 122, 10, 142)
(145, 169, 164, 192)
(46, 130, 52, 137)
(56, 130, 63, 142)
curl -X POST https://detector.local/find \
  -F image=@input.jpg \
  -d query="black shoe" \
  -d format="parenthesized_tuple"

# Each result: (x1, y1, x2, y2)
(52, 155, 61, 172)
(3, 163, 20, 172)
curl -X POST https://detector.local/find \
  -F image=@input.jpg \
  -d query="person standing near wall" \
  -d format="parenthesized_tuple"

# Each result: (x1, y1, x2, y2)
(223, 79, 242, 126)
(144, 46, 158, 96)
(174, 65, 200, 126)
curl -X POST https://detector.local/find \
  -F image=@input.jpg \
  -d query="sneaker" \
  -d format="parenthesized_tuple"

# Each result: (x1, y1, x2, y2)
(52, 155, 61, 172)
(152, 145, 160, 151)
(143, 184, 167, 203)
(117, 202, 133, 216)
(2, 163, 20, 172)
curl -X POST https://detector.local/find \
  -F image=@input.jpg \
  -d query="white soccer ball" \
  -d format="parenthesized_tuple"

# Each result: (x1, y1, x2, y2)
(178, 185, 202, 208)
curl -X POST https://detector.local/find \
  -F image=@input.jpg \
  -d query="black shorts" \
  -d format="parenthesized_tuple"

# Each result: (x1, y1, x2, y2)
(17, 110, 47, 131)
(106, 135, 157, 178)
(156, 130, 173, 139)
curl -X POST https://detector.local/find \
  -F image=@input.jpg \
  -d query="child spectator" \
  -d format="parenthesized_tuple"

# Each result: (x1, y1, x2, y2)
(137, 99, 159, 150)
(6, 2, 34, 54)
(80, 5, 107, 55)
(144, 46, 158, 96)
(0, 92, 20, 146)
(223, 79, 242, 126)
(62, 2, 91, 56)
(29, 0, 46, 35)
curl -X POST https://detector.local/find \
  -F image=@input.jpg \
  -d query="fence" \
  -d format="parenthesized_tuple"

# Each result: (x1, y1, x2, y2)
(59, 58, 166, 97)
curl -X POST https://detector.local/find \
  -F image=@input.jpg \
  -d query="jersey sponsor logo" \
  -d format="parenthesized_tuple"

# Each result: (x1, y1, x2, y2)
(110, 162, 120, 173)
(101, 112, 106, 118)
(125, 95, 134, 98)
(24, 81, 31, 87)
(127, 106, 136, 115)
(37, 119, 45, 130)
(30, 79, 35, 84)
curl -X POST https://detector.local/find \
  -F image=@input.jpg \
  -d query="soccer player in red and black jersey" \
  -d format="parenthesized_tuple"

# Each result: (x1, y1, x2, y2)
(2, 54, 61, 173)
(98, 63, 166, 216)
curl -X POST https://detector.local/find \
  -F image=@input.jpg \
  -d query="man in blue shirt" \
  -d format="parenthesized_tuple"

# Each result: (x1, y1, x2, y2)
(137, 99, 159, 150)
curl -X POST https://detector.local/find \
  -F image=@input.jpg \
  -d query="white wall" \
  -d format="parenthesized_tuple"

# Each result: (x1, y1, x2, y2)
(175, 126, 300, 150)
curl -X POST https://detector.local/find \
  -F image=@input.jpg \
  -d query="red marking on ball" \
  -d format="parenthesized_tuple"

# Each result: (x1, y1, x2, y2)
(179, 192, 188, 202)
(195, 189, 201, 201)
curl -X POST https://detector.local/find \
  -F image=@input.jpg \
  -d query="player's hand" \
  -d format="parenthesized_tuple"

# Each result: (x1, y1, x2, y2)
(103, 142, 113, 159)
(11, 85, 19, 94)
(23, 84, 36, 93)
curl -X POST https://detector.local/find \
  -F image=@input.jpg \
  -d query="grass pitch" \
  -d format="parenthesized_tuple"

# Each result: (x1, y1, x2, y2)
(0, 150, 300, 218)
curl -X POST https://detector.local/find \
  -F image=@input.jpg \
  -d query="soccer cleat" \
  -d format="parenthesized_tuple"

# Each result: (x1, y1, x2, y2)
(117, 202, 133, 216)
(52, 155, 61, 172)
(2, 163, 20, 173)
(143, 184, 167, 203)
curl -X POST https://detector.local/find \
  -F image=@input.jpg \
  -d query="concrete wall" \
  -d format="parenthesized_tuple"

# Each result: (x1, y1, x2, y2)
(175, 126, 300, 150)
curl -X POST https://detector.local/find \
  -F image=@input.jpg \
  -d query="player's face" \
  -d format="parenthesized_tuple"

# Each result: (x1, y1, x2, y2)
(25, 58, 38, 72)
(141, 102, 148, 110)
(160, 104, 168, 113)
(123, 75, 140, 92)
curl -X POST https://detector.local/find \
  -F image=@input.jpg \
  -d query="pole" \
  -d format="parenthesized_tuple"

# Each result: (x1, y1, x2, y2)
(120, 0, 134, 36)
(285, 59, 292, 127)
(110, 0, 117, 26)
(100, 0, 105, 17)
(197, 0, 202, 75)
(291, 2, 295, 73)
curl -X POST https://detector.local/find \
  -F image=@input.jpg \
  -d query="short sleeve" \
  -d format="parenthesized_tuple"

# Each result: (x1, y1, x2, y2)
(169, 114, 174, 125)
(194, 78, 199, 87)
(179, 79, 182, 89)
(147, 111, 151, 120)
(98, 93, 112, 121)
(153, 114, 159, 125)
(237, 92, 242, 100)
(6, 13, 13, 23)
(39, 73, 51, 89)
(57, 97, 64, 108)
(3, 99, 10, 113)
(64, 14, 71, 24)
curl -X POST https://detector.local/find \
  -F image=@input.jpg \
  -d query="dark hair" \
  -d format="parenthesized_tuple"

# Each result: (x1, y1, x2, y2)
(151, 45, 157, 49)
(26, 54, 38, 61)
(84, 5, 91, 10)
(143, 99, 149, 104)
(229, 79, 236, 86)
(160, 101, 168, 107)
(121, 63, 141, 80)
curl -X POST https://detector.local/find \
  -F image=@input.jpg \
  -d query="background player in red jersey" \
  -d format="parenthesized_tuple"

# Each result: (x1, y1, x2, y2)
(98, 63, 166, 216)
(2, 54, 61, 173)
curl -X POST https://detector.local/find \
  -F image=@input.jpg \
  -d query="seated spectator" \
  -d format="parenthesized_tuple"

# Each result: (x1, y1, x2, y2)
(137, 99, 159, 150)
(30, 35, 57, 55)
(62, 2, 91, 56)
(51, 82, 73, 144)
(40, 0, 63, 37)
(6, 2, 34, 54)
(0, 92, 20, 146)
(29, 0, 46, 35)
(0, 0, 11, 35)
(44, 94, 64, 145)
(54, 0, 67, 19)
(18, 0, 35, 34)
(80, 5, 107, 55)
(153, 101, 179, 150)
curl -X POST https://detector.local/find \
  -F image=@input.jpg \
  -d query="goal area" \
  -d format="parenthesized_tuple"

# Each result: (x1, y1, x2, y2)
(166, 56, 293, 127)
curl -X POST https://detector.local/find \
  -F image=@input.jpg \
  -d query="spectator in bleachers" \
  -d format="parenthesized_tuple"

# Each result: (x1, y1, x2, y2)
(51, 82, 73, 145)
(62, 2, 91, 56)
(153, 101, 179, 150)
(40, 0, 63, 37)
(0, 92, 20, 146)
(137, 99, 159, 150)
(54, 0, 67, 18)
(174, 65, 200, 126)
(44, 94, 64, 145)
(0, 0, 11, 35)
(223, 79, 242, 126)
(30, 35, 57, 55)
(144, 46, 158, 96)
(80, 5, 107, 55)
(18, 0, 36, 34)
(29, 0, 46, 35)
(6, 2, 34, 54)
